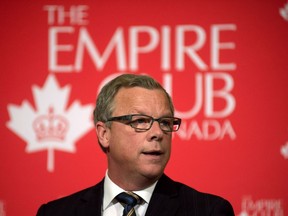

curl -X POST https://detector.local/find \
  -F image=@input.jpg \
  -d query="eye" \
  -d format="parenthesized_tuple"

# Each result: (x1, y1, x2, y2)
(132, 117, 150, 124)
(129, 116, 151, 129)
(160, 118, 173, 127)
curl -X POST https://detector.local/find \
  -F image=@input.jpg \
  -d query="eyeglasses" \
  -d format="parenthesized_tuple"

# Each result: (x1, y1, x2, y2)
(106, 114, 181, 132)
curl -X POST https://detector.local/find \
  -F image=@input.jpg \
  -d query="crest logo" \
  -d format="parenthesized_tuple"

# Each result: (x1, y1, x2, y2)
(6, 75, 94, 172)
(280, 2, 288, 21)
(0, 200, 6, 216)
(280, 142, 288, 159)
(238, 196, 284, 216)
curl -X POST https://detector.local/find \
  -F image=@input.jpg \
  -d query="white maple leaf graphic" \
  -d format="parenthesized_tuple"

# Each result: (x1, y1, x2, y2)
(6, 75, 94, 172)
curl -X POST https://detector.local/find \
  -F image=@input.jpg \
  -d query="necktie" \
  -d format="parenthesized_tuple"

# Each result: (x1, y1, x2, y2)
(116, 191, 141, 216)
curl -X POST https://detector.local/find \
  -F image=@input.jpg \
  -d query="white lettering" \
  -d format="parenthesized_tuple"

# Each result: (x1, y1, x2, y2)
(43, 5, 89, 25)
(211, 24, 236, 70)
(176, 119, 236, 140)
(129, 26, 159, 71)
(161, 26, 171, 71)
(205, 72, 235, 118)
(48, 27, 74, 72)
(75, 27, 126, 71)
(176, 25, 207, 71)
(46, 24, 237, 72)
(175, 73, 203, 118)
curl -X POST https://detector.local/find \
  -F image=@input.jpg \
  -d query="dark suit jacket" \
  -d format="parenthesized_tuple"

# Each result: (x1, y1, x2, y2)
(36, 174, 235, 216)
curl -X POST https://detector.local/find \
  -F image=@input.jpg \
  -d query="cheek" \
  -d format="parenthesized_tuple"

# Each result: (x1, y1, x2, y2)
(109, 129, 142, 154)
(163, 134, 172, 144)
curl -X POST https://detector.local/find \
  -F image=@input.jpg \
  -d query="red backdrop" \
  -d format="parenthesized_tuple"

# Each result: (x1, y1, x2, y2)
(1, 0, 288, 215)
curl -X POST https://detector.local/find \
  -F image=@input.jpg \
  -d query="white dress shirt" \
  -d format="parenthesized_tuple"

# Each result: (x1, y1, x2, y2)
(102, 171, 157, 216)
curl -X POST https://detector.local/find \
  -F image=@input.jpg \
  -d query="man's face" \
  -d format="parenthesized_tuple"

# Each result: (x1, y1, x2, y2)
(105, 87, 173, 186)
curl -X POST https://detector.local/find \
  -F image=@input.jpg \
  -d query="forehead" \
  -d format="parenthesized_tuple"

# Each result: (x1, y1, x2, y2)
(113, 87, 171, 115)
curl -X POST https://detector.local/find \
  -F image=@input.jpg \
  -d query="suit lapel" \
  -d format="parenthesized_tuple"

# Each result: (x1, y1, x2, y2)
(72, 175, 181, 216)
(76, 179, 104, 216)
(145, 174, 181, 216)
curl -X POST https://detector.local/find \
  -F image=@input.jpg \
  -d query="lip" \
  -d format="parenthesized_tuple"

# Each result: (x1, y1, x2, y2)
(143, 148, 163, 153)
(142, 150, 164, 157)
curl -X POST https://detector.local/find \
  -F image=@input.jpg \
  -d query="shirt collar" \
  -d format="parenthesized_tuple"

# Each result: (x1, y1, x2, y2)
(103, 170, 157, 211)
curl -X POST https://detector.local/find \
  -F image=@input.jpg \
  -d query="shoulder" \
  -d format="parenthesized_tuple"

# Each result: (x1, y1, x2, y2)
(42, 185, 97, 206)
(156, 174, 235, 215)
(179, 183, 234, 214)
(36, 180, 104, 216)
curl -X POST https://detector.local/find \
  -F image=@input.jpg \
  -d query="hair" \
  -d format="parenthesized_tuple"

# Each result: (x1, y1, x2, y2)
(94, 74, 174, 126)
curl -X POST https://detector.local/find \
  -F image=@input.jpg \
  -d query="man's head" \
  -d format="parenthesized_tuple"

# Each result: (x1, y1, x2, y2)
(94, 74, 174, 127)
(94, 74, 180, 190)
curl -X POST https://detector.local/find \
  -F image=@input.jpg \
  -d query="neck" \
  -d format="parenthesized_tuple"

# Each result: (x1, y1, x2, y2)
(107, 170, 161, 191)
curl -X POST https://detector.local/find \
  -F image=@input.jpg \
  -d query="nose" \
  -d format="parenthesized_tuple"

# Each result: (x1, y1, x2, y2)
(147, 120, 164, 141)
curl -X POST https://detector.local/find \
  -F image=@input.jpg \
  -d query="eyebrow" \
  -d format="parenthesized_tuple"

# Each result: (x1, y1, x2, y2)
(124, 109, 173, 118)
(134, 113, 174, 118)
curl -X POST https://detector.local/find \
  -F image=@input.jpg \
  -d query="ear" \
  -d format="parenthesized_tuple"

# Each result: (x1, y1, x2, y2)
(95, 121, 110, 149)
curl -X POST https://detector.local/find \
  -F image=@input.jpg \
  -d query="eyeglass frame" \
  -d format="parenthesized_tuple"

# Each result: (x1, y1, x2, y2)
(105, 114, 181, 132)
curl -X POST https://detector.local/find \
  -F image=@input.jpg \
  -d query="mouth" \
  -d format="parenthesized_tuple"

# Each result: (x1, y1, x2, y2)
(141, 150, 166, 164)
(142, 150, 163, 156)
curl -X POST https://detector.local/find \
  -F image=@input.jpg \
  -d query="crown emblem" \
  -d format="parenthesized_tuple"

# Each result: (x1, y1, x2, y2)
(33, 107, 69, 141)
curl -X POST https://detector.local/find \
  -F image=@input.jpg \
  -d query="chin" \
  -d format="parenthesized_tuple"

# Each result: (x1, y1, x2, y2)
(141, 167, 164, 180)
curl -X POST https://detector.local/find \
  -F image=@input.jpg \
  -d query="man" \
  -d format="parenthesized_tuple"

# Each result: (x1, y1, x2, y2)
(37, 74, 235, 216)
